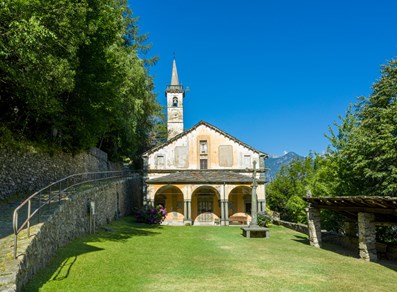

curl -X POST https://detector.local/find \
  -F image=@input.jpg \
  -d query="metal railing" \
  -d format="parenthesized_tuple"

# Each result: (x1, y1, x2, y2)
(12, 170, 133, 258)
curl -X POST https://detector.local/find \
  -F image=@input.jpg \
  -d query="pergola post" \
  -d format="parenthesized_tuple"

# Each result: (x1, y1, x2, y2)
(306, 207, 322, 248)
(358, 212, 378, 261)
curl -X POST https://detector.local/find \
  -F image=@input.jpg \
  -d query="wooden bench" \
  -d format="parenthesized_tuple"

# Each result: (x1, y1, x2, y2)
(229, 215, 248, 225)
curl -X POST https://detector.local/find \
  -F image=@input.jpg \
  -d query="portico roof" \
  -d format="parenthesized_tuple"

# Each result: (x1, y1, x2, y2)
(304, 196, 397, 224)
(146, 170, 265, 185)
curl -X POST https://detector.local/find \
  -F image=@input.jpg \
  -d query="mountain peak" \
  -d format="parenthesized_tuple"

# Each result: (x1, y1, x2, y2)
(265, 152, 304, 182)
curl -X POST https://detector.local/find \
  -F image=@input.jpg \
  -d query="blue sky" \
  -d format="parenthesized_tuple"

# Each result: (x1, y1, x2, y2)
(128, 0, 397, 157)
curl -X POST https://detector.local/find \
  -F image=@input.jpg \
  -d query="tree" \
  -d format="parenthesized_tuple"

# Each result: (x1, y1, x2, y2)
(267, 154, 344, 230)
(0, 0, 163, 161)
(267, 156, 314, 223)
(327, 58, 397, 197)
(0, 0, 87, 142)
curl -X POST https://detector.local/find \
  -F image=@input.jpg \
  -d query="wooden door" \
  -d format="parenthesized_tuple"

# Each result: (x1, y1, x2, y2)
(198, 197, 213, 222)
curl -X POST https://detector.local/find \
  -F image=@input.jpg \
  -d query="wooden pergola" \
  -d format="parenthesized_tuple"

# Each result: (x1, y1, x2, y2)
(303, 196, 397, 261)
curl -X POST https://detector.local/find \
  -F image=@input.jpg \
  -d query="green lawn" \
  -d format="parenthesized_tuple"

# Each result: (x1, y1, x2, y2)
(24, 217, 397, 291)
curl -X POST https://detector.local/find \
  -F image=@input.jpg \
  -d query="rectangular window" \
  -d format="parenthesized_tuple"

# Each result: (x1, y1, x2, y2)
(243, 155, 251, 168)
(156, 155, 165, 169)
(175, 146, 189, 168)
(200, 159, 208, 169)
(219, 145, 233, 167)
(199, 140, 208, 154)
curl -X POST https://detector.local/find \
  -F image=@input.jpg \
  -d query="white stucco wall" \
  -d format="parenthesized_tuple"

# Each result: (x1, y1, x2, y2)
(148, 124, 262, 171)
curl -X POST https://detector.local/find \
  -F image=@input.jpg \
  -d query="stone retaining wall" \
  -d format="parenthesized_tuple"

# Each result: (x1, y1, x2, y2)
(16, 177, 140, 290)
(0, 148, 121, 201)
(273, 219, 309, 235)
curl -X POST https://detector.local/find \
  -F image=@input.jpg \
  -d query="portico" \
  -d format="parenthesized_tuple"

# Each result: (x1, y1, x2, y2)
(146, 170, 266, 225)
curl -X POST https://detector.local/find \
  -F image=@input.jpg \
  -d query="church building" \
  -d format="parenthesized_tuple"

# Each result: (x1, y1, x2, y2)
(142, 59, 268, 226)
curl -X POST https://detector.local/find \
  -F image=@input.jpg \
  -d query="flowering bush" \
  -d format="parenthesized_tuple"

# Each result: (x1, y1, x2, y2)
(134, 205, 167, 225)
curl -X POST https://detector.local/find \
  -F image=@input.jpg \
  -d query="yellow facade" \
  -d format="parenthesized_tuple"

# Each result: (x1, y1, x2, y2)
(143, 60, 268, 226)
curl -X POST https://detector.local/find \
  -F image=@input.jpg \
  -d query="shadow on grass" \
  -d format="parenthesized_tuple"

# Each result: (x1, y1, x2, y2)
(22, 216, 162, 291)
(292, 234, 361, 259)
(87, 216, 163, 243)
(50, 243, 104, 282)
(22, 242, 104, 291)
(291, 234, 310, 245)
(291, 234, 397, 272)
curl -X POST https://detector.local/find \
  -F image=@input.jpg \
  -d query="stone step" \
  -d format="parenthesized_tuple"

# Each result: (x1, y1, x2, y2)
(0, 274, 15, 285)
(0, 283, 16, 292)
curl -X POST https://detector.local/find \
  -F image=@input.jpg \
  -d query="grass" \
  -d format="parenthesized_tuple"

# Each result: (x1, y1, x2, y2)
(23, 217, 397, 291)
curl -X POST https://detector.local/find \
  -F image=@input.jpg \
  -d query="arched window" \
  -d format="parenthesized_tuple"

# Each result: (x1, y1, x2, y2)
(172, 97, 178, 107)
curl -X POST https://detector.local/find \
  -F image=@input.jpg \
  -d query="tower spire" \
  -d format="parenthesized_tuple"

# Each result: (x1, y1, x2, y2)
(171, 58, 179, 85)
(166, 58, 185, 140)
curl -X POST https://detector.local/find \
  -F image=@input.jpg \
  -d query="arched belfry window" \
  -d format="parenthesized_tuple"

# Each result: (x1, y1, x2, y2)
(172, 97, 178, 107)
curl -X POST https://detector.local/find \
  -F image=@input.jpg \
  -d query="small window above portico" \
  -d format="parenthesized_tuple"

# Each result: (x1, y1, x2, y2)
(200, 140, 208, 155)
(243, 155, 251, 168)
(156, 155, 165, 169)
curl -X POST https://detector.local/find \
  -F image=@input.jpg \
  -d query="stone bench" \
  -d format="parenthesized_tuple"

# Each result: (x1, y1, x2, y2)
(241, 226, 270, 238)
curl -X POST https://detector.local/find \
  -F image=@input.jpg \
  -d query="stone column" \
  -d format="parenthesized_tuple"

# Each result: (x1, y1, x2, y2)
(186, 200, 192, 224)
(249, 161, 258, 227)
(358, 212, 377, 261)
(222, 184, 229, 226)
(183, 200, 188, 222)
(183, 186, 192, 225)
(306, 207, 322, 248)
(220, 199, 225, 224)
(221, 200, 229, 226)
(224, 200, 229, 225)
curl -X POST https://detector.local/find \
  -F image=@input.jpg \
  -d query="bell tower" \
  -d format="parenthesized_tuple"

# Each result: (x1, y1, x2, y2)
(166, 58, 185, 140)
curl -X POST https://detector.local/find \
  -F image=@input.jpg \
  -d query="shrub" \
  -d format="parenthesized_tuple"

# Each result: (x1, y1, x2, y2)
(377, 226, 397, 244)
(134, 205, 167, 225)
(257, 211, 272, 227)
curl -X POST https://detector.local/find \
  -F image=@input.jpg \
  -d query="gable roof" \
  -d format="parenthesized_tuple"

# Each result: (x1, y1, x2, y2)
(143, 120, 268, 157)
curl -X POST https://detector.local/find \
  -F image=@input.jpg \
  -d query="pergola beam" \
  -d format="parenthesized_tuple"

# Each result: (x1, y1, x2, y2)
(309, 205, 397, 215)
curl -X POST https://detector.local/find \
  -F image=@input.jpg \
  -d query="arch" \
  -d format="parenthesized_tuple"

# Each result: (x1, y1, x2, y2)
(154, 185, 184, 225)
(191, 186, 221, 225)
(228, 186, 252, 225)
